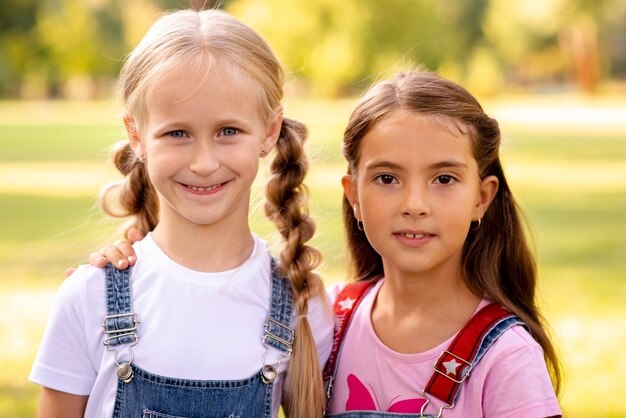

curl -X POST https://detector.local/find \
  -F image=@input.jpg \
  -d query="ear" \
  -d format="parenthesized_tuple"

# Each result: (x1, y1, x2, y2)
(474, 175, 499, 220)
(123, 113, 144, 158)
(341, 174, 361, 220)
(260, 105, 283, 155)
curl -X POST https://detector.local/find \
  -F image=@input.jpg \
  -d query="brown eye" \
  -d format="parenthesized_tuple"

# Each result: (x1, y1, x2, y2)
(436, 175, 454, 184)
(375, 174, 397, 184)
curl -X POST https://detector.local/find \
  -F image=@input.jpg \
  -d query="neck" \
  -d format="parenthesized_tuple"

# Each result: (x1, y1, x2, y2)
(151, 215, 255, 273)
(376, 260, 480, 320)
(370, 259, 482, 353)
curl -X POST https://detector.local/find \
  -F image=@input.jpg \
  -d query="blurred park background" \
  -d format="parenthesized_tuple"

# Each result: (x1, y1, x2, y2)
(1, 0, 625, 416)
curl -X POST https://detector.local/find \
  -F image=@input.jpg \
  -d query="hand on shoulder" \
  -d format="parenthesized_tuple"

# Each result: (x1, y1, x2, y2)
(64, 227, 144, 277)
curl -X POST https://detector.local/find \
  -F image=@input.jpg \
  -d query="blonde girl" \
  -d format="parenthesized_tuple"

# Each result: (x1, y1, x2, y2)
(323, 70, 562, 417)
(30, 9, 332, 418)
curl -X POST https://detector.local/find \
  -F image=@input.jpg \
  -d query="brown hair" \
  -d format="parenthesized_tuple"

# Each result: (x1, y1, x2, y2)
(100, 9, 325, 417)
(342, 70, 561, 394)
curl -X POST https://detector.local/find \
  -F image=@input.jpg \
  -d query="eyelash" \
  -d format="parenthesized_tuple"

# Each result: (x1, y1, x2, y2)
(167, 130, 188, 139)
(374, 174, 397, 185)
(165, 127, 240, 139)
(373, 174, 457, 185)
(219, 127, 239, 137)
(434, 174, 456, 185)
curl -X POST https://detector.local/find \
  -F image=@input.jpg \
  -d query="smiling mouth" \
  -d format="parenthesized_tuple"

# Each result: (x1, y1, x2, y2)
(181, 181, 227, 192)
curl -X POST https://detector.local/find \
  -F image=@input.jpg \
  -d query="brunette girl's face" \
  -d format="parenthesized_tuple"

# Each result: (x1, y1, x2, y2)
(125, 64, 282, 232)
(342, 111, 498, 280)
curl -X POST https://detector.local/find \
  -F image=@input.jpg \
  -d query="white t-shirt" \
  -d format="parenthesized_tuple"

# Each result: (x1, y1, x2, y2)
(327, 280, 561, 417)
(30, 233, 334, 418)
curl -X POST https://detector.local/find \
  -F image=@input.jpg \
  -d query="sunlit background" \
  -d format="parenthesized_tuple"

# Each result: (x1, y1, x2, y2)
(1, 0, 625, 417)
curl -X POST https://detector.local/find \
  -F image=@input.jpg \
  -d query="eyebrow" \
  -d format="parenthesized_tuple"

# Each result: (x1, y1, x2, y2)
(364, 159, 468, 171)
(428, 160, 469, 170)
(363, 160, 404, 171)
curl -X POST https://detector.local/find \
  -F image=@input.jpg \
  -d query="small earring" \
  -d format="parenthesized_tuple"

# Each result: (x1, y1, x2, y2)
(357, 220, 364, 231)
(470, 218, 482, 231)
(259, 149, 267, 157)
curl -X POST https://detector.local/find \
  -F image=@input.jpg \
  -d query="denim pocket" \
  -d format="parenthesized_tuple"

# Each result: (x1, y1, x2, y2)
(142, 410, 186, 418)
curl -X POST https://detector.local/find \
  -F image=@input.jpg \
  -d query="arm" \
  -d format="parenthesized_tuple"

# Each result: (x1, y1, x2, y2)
(38, 387, 88, 418)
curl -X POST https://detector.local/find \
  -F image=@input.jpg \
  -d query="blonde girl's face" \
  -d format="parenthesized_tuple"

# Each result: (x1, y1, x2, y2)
(126, 64, 282, 232)
(342, 111, 498, 280)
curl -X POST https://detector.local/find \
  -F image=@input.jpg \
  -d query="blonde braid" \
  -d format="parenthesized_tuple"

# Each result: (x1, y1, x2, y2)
(99, 141, 159, 236)
(264, 117, 325, 418)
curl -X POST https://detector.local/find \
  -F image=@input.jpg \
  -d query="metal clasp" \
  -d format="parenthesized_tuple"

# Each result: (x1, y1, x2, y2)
(420, 389, 455, 418)
(433, 350, 472, 384)
(260, 317, 294, 385)
(262, 317, 294, 353)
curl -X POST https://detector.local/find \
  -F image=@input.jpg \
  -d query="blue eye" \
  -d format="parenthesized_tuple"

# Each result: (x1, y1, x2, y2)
(168, 130, 187, 138)
(220, 127, 239, 136)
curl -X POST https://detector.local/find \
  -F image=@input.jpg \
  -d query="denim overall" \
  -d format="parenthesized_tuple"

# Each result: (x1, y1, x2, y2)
(324, 283, 524, 418)
(101, 259, 294, 418)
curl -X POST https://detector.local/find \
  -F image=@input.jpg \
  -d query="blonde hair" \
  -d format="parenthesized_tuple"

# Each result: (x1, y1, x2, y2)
(101, 9, 325, 416)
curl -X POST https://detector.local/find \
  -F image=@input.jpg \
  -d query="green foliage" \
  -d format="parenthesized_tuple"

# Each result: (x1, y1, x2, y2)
(2, 0, 626, 98)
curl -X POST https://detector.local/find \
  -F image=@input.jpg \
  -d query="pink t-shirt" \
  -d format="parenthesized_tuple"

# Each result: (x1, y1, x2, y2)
(327, 280, 561, 417)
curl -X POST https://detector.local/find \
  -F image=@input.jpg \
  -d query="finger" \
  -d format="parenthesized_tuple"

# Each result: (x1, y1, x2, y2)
(125, 227, 145, 244)
(113, 239, 137, 266)
(65, 267, 77, 277)
(88, 252, 108, 267)
(95, 245, 129, 270)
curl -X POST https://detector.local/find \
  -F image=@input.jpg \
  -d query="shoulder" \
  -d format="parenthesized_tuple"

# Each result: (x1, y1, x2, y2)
(478, 324, 549, 378)
(485, 324, 545, 362)
(48, 264, 109, 339)
(326, 281, 347, 305)
(325, 279, 380, 306)
(58, 265, 107, 309)
(477, 325, 561, 417)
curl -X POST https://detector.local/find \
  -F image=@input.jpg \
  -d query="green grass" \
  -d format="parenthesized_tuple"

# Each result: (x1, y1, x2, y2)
(1, 98, 625, 417)
(0, 125, 123, 162)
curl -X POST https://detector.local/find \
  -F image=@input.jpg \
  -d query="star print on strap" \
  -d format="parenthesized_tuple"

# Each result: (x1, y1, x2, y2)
(424, 303, 525, 406)
(323, 280, 378, 405)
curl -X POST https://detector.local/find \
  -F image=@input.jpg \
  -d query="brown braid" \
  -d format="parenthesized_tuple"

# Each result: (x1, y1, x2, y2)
(99, 141, 159, 236)
(264, 117, 325, 417)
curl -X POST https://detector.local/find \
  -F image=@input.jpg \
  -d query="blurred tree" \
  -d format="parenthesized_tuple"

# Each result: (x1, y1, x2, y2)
(0, 0, 623, 98)
(483, 0, 567, 88)
(0, 0, 41, 96)
(35, 0, 124, 98)
(229, 0, 491, 96)
(483, 0, 626, 93)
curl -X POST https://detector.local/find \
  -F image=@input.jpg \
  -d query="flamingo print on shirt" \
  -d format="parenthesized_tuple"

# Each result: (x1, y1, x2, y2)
(345, 373, 426, 413)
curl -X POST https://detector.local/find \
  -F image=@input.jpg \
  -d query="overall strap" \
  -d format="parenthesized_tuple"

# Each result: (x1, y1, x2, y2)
(102, 263, 139, 348)
(262, 257, 295, 354)
(323, 280, 378, 403)
(424, 303, 525, 408)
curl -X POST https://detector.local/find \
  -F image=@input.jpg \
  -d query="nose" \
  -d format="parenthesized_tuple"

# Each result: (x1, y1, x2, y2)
(189, 140, 220, 175)
(402, 183, 429, 217)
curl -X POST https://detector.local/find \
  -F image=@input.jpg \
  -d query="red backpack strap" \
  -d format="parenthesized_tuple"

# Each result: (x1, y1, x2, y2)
(423, 303, 525, 410)
(323, 280, 377, 404)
